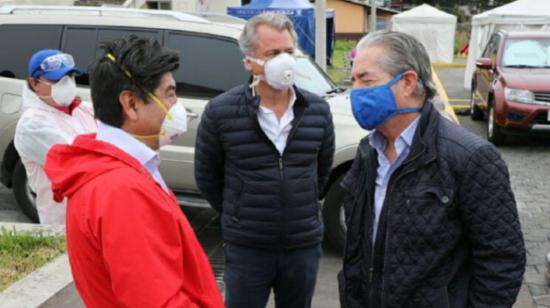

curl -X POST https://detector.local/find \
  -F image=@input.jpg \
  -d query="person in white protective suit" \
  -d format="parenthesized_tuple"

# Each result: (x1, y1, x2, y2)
(14, 49, 96, 224)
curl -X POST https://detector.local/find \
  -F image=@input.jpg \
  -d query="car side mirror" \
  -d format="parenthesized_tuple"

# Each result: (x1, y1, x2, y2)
(475, 58, 493, 70)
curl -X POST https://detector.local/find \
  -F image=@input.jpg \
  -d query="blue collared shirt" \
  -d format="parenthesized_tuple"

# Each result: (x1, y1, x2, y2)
(96, 121, 168, 191)
(369, 116, 420, 242)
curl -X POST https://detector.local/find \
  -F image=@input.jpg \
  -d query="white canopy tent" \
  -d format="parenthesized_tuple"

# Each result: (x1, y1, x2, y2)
(464, 0, 550, 89)
(391, 4, 457, 63)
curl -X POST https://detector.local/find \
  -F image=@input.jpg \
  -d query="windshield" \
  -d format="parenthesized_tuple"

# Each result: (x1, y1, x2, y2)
(295, 56, 336, 96)
(502, 38, 550, 68)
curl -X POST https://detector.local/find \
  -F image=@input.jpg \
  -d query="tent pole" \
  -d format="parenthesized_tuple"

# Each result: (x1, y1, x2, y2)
(370, 0, 377, 33)
(315, 0, 327, 71)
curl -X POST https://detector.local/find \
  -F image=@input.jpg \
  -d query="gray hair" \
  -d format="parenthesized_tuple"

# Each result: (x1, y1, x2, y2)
(239, 12, 298, 57)
(356, 31, 437, 101)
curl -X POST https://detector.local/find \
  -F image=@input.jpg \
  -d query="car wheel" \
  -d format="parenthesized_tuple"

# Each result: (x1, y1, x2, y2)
(470, 89, 484, 121)
(12, 160, 39, 223)
(323, 175, 346, 254)
(487, 103, 506, 146)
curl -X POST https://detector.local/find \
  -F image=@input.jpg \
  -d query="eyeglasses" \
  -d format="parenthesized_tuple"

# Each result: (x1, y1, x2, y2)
(37, 53, 75, 72)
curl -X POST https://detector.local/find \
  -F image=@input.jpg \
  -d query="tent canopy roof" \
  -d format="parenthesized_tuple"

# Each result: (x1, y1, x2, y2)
(228, 0, 335, 17)
(240, 0, 313, 9)
(473, 0, 550, 25)
(392, 4, 456, 23)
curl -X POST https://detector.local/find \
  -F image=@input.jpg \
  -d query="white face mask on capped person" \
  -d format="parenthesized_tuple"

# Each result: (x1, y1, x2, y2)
(38, 75, 77, 107)
(247, 52, 297, 90)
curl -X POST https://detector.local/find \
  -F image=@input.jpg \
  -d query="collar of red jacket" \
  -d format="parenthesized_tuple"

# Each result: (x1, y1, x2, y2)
(54, 97, 82, 115)
(45, 133, 156, 202)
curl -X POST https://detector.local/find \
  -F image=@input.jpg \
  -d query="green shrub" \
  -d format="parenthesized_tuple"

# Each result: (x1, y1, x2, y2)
(0, 228, 66, 292)
(327, 39, 357, 86)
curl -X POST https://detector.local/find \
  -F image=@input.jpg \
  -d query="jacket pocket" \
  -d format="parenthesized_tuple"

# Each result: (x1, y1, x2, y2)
(232, 179, 244, 223)
(408, 286, 450, 308)
(314, 182, 322, 221)
(403, 185, 453, 207)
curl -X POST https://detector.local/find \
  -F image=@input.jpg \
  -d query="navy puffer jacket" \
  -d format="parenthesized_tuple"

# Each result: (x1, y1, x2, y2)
(195, 84, 335, 250)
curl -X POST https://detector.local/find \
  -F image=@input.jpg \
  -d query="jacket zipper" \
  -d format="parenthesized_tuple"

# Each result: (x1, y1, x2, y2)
(378, 149, 433, 307)
(363, 150, 377, 307)
(278, 108, 305, 248)
(278, 157, 284, 178)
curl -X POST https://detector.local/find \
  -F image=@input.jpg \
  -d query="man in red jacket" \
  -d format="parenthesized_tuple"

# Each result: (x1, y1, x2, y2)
(44, 35, 224, 308)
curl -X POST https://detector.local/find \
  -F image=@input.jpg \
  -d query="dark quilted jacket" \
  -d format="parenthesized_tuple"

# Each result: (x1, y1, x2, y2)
(194, 84, 335, 250)
(338, 102, 526, 308)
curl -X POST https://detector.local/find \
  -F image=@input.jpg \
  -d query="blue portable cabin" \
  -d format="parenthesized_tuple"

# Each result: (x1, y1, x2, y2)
(227, 0, 335, 65)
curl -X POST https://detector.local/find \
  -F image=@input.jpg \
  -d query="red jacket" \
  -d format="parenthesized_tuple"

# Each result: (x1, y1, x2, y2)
(45, 134, 224, 308)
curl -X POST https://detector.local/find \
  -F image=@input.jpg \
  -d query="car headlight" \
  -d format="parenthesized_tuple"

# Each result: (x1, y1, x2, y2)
(504, 87, 534, 104)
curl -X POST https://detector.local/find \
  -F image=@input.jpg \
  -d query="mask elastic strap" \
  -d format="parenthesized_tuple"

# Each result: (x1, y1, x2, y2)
(246, 56, 265, 66)
(105, 53, 172, 120)
(396, 107, 422, 114)
(131, 131, 167, 140)
(387, 72, 405, 87)
(37, 79, 54, 86)
(147, 92, 172, 121)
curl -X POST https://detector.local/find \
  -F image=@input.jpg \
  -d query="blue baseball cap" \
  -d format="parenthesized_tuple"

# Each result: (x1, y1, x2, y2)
(28, 49, 82, 81)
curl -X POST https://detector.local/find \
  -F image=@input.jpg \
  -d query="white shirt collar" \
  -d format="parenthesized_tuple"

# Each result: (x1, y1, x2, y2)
(258, 87, 297, 114)
(96, 121, 159, 168)
(369, 116, 420, 154)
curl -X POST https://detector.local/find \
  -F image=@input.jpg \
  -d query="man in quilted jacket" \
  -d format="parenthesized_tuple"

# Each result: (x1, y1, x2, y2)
(339, 30, 526, 308)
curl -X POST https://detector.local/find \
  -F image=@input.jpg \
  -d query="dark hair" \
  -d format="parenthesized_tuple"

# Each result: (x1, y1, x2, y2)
(89, 35, 179, 127)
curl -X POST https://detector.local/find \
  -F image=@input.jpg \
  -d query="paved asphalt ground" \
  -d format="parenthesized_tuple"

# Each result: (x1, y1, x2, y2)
(1, 59, 549, 307)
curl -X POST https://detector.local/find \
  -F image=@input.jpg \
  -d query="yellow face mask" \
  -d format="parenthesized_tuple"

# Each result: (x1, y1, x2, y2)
(130, 92, 174, 140)
(105, 53, 174, 140)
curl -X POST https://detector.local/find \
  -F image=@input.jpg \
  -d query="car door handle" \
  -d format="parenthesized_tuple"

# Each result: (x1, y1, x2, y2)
(185, 108, 199, 119)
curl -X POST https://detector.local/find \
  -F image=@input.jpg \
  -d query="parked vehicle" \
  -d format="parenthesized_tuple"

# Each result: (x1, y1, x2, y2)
(0, 5, 457, 252)
(470, 30, 550, 145)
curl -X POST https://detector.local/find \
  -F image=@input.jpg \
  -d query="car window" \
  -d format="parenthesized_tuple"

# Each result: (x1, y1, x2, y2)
(0, 25, 62, 79)
(482, 34, 500, 59)
(166, 31, 249, 98)
(502, 38, 550, 68)
(490, 35, 500, 62)
(97, 28, 162, 45)
(62, 27, 97, 86)
(62, 26, 163, 86)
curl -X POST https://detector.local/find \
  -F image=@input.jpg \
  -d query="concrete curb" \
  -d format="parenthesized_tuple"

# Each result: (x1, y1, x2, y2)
(0, 223, 80, 308)
(431, 66, 460, 124)
(433, 62, 467, 69)
(0, 254, 74, 308)
(0, 222, 64, 236)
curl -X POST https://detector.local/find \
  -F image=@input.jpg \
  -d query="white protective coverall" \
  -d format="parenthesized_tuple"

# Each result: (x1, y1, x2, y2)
(14, 84, 96, 224)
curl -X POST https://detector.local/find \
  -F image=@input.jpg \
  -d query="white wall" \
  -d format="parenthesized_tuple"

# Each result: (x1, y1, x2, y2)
(0, 0, 74, 5)
(171, 0, 241, 13)
(170, 0, 193, 12)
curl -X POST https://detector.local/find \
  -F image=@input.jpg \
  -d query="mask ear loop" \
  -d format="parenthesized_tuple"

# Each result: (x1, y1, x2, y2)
(391, 71, 423, 114)
(245, 56, 265, 97)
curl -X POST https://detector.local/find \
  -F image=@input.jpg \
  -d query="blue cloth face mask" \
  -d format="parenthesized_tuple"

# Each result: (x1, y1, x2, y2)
(351, 73, 422, 130)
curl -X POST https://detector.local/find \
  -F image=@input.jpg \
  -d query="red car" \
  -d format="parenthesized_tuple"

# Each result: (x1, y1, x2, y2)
(470, 31, 550, 145)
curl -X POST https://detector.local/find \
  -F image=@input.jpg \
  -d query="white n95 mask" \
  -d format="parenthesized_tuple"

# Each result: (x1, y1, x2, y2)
(159, 102, 187, 147)
(39, 75, 77, 106)
(248, 53, 297, 90)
